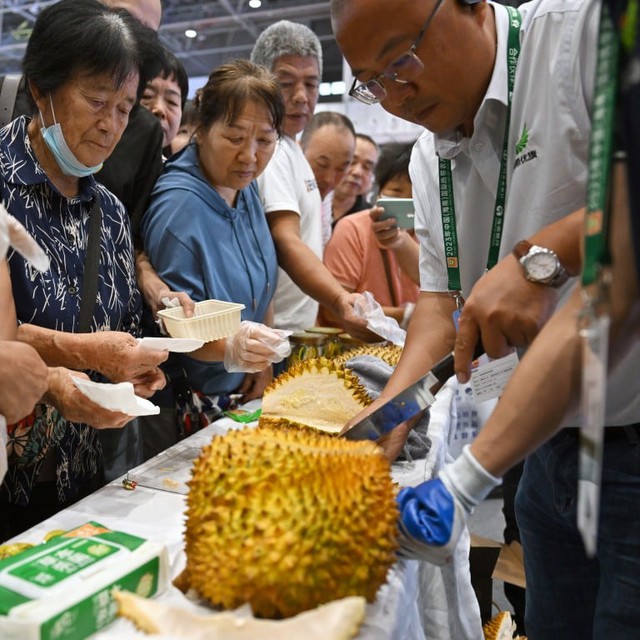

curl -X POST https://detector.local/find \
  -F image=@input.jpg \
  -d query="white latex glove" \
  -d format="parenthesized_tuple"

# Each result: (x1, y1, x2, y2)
(353, 291, 406, 346)
(224, 321, 292, 373)
(0, 203, 49, 270)
(396, 445, 501, 565)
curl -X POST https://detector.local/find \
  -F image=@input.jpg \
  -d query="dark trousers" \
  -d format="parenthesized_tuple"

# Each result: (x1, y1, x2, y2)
(503, 461, 526, 636)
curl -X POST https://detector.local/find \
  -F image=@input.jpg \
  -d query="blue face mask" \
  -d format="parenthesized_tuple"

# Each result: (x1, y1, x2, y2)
(39, 95, 103, 177)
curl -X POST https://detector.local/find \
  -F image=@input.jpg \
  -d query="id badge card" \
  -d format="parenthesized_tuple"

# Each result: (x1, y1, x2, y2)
(577, 312, 610, 558)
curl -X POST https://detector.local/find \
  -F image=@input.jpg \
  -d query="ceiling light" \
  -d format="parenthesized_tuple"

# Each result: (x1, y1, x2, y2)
(185, 29, 197, 38)
(248, 0, 262, 8)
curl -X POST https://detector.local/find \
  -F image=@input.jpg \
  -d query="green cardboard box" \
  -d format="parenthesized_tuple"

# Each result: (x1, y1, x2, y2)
(0, 521, 169, 640)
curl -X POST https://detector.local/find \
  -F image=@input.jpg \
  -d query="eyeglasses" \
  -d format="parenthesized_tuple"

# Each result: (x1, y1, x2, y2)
(348, 0, 445, 105)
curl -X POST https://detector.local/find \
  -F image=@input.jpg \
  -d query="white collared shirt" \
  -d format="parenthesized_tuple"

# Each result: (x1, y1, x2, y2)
(411, 0, 640, 426)
(413, 0, 597, 297)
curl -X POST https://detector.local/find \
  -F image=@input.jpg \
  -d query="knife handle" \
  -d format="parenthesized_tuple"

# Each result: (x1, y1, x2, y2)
(430, 341, 485, 385)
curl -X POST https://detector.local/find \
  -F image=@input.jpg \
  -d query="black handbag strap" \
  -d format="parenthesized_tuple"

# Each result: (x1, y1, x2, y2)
(0, 74, 22, 128)
(380, 248, 399, 307)
(78, 195, 102, 333)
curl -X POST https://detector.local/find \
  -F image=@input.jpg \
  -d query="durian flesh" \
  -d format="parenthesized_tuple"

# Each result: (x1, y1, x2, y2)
(260, 358, 371, 434)
(181, 424, 399, 619)
(114, 590, 367, 640)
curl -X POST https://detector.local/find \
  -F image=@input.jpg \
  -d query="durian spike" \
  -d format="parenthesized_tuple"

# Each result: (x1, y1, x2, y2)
(333, 343, 403, 368)
(482, 610, 517, 640)
(114, 590, 366, 640)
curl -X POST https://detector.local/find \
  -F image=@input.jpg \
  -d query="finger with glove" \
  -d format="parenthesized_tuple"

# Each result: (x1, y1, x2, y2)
(224, 321, 291, 373)
(396, 445, 501, 565)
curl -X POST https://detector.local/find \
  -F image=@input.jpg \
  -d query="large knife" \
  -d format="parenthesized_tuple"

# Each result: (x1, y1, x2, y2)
(341, 343, 484, 441)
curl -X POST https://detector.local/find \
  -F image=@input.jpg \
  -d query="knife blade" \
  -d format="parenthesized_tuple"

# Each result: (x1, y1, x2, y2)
(341, 343, 484, 442)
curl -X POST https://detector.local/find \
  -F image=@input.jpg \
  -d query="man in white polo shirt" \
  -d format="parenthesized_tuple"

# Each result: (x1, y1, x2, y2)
(332, 0, 640, 636)
(251, 21, 371, 338)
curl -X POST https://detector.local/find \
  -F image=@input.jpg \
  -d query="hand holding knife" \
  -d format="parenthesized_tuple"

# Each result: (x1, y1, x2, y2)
(340, 342, 484, 443)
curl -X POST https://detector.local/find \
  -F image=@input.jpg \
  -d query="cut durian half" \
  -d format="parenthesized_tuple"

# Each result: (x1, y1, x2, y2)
(114, 590, 366, 640)
(260, 358, 371, 433)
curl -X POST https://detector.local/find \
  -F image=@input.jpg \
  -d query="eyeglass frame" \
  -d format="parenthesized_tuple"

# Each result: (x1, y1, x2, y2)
(348, 0, 446, 105)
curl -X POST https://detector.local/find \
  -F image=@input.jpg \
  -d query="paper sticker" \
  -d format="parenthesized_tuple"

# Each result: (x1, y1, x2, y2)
(577, 313, 609, 558)
(469, 351, 519, 403)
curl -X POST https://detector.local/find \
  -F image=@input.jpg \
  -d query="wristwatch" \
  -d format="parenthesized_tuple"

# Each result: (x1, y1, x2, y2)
(512, 240, 570, 288)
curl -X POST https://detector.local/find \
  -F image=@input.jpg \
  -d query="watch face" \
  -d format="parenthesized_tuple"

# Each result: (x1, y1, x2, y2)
(525, 252, 558, 281)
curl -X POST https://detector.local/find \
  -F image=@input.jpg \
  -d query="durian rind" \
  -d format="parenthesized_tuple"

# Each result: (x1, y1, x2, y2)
(483, 610, 517, 640)
(257, 415, 339, 437)
(184, 425, 398, 619)
(260, 358, 371, 433)
(114, 589, 367, 640)
(334, 343, 403, 369)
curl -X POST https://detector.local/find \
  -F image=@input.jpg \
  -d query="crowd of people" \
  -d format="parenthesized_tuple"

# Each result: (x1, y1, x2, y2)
(1, 0, 638, 637)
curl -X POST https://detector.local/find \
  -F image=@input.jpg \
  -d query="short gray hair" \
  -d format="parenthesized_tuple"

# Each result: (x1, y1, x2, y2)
(251, 20, 323, 77)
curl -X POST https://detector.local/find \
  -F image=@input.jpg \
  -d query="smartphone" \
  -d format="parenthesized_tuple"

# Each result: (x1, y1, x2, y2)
(375, 197, 415, 229)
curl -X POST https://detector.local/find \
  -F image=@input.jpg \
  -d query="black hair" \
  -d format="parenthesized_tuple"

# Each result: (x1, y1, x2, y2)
(299, 111, 356, 150)
(375, 140, 416, 190)
(355, 132, 380, 153)
(22, 0, 164, 110)
(180, 99, 198, 127)
(194, 59, 285, 137)
(157, 49, 189, 110)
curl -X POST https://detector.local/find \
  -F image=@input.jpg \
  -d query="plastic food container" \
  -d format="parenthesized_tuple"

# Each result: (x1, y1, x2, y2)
(157, 300, 245, 342)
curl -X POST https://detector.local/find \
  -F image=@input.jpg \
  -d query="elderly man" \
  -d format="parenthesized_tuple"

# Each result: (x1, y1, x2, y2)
(299, 111, 356, 247)
(332, 0, 640, 637)
(331, 133, 380, 224)
(251, 21, 371, 338)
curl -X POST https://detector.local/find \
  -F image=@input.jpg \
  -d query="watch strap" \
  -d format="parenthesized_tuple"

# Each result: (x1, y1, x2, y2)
(512, 239, 532, 261)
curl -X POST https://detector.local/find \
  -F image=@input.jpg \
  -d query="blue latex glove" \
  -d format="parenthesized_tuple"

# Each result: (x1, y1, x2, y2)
(396, 445, 501, 565)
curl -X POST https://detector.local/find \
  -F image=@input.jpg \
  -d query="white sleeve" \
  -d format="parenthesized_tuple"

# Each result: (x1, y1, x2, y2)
(410, 133, 450, 293)
(257, 139, 302, 217)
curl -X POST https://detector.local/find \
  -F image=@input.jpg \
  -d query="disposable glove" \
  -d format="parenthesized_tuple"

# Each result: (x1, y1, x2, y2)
(224, 321, 291, 373)
(0, 203, 49, 270)
(396, 445, 500, 565)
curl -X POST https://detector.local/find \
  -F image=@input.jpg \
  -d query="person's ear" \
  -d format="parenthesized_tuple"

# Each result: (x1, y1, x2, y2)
(27, 79, 48, 115)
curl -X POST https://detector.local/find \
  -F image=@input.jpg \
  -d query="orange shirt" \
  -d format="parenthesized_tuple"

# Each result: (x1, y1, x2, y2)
(324, 210, 419, 307)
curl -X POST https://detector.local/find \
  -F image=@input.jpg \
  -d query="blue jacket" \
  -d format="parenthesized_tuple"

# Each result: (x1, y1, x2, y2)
(142, 143, 278, 395)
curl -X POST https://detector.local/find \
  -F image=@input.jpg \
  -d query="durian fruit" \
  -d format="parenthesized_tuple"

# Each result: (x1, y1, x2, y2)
(180, 424, 398, 619)
(114, 590, 366, 640)
(483, 610, 517, 640)
(260, 358, 371, 434)
(334, 342, 404, 368)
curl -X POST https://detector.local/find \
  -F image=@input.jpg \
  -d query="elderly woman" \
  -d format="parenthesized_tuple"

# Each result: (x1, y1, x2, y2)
(0, 0, 168, 540)
(141, 60, 288, 455)
(140, 48, 189, 157)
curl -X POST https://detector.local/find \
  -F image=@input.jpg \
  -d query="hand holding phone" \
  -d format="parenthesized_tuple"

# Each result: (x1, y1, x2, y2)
(375, 197, 415, 229)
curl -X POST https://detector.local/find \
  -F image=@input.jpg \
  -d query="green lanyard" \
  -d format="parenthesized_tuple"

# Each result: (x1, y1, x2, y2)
(439, 6, 522, 293)
(582, 3, 620, 287)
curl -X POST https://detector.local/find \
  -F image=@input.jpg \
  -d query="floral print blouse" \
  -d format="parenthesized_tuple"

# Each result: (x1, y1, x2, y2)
(1, 116, 142, 506)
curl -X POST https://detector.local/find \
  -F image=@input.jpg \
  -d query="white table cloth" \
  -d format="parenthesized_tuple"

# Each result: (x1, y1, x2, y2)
(8, 386, 482, 640)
